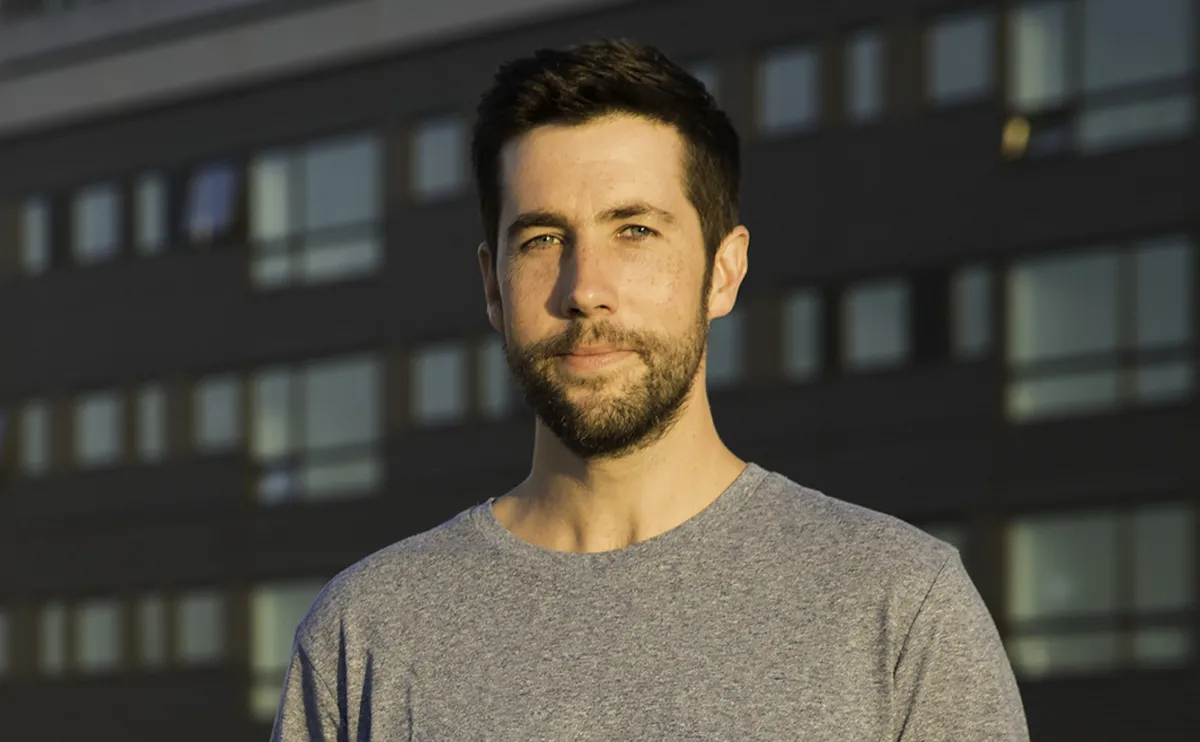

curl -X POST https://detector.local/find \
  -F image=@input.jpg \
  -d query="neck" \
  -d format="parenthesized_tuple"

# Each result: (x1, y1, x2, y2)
(494, 389, 746, 553)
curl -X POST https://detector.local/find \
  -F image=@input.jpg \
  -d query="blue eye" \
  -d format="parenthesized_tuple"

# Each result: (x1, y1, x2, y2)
(620, 225, 657, 240)
(521, 234, 562, 250)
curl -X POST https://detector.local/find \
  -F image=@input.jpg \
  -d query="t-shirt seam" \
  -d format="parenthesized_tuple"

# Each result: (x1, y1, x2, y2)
(893, 549, 955, 679)
(298, 630, 346, 734)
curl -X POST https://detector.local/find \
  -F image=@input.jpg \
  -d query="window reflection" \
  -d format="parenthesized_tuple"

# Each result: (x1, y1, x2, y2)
(759, 44, 820, 134)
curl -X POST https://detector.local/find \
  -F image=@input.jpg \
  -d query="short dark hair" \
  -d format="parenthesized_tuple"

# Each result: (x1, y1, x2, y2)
(471, 39, 741, 265)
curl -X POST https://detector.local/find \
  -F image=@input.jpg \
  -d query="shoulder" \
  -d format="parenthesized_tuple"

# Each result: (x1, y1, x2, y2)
(295, 504, 488, 642)
(747, 467, 958, 590)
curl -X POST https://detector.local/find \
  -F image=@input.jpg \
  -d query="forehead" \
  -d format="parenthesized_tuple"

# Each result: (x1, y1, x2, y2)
(498, 116, 689, 212)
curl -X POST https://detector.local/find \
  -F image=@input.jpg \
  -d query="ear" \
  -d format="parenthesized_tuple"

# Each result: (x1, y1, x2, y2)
(707, 225, 750, 320)
(477, 241, 504, 333)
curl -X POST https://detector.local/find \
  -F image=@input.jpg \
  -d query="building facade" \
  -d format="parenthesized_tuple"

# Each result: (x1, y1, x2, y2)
(0, 0, 1197, 739)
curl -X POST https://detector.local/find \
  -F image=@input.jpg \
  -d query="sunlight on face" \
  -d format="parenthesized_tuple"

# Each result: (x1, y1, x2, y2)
(495, 116, 713, 460)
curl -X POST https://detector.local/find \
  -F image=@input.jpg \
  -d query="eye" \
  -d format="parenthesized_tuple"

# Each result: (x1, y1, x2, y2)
(520, 234, 562, 251)
(619, 225, 658, 241)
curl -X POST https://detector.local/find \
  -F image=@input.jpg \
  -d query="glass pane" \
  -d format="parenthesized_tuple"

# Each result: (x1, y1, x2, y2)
(844, 279, 910, 370)
(1078, 93, 1196, 153)
(194, 375, 241, 452)
(21, 197, 50, 275)
(136, 174, 166, 255)
(412, 343, 469, 425)
(301, 455, 381, 499)
(1008, 510, 1119, 620)
(1008, 250, 1119, 363)
(302, 356, 380, 450)
(299, 233, 380, 283)
(478, 335, 513, 419)
(1134, 360, 1193, 404)
(689, 60, 721, 101)
(251, 252, 293, 289)
(39, 602, 67, 676)
(847, 29, 884, 123)
(707, 309, 745, 388)
(250, 151, 292, 243)
(76, 598, 122, 673)
(252, 370, 292, 461)
(1009, 1, 1069, 111)
(75, 390, 122, 467)
(20, 400, 50, 476)
(72, 183, 120, 264)
(1007, 369, 1120, 420)
(759, 44, 819, 134)
(1008, 630, 1120, 678)
(138, 594, 167, 669)
(953, 265, 993, 359)
(1133, 503, 1195, 612)
(177, 590, 224, 665)
(257, 465, 298, 506)
(782, 289, 821, 381)
(137, 384, 166, 463)
(412, 116, 467, 201)
(1082, 0, 1193, 93)
(929, 11, 995, 104)
(303, 135, 379, 230)
(185, 163, 239, 244)
(1133, 627, 1192, 668)
(0, 610, 8, 676)
(1135, 236, 1193, 349)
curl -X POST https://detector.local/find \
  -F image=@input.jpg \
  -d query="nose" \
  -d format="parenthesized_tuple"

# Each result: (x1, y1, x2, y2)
(558, 239, 618, 319)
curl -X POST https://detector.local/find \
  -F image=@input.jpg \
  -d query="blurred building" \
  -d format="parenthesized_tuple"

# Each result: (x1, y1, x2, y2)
(0, 0, 1196, 739)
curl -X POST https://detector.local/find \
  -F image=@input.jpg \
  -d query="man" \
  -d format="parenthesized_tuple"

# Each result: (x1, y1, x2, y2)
(271, 40, 1029, 741)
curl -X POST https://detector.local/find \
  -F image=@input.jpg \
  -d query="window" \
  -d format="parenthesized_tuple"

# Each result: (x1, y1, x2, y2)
(136, 384, 166, 463)
(759, 44, 820, 134)
(21, 197, 49, 275)
(1007, 236, 1193, 421)
(1007, 0, 1195, 155)
(177, 589, 224, 666)
(707, 309, 745, 388)
(76, 598, 121, 673)
(953, 265, 993, 359)
(71, 183, 120, 264)
(412, 342, 469, 425)
(250, 134, 381, 288)
(844, 278, 911, 370)
(249, 580, 325, 721)
(847, 28, 884, 123)
(136, 173, 166, 255)
(411, 116, 467, 201)
(194, 375, 241, 452)
(782, 288, 822, 381)
(39, 602, 66, 676)
(689, 60, 721, 102)
(75, 390, 122, 468)
(0, 608, 9, 677)
(1007, 503, 1195, 677)
(478, 336, 514, 420)
(184, 161, 239, 245)
(929, 10, 995, 105)
(138, 594, 167, 669)
(20, 399, 50, 477)
(252, 355, 382, 504)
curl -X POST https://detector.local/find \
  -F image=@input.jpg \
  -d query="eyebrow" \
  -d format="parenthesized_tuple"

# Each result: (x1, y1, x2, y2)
(504, 201, 678, 245)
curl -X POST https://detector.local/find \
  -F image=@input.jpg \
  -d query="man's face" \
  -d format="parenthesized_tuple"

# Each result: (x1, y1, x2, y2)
(483, 116, 715, 460)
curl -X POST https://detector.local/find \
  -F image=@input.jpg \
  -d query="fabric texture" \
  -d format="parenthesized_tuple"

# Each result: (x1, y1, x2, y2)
(270, 463, 1029, 741)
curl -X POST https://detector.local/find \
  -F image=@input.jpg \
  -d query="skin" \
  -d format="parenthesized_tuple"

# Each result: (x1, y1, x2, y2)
(477, 114, 750, 553)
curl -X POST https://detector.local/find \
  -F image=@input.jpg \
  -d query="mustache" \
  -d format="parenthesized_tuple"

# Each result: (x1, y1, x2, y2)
(523, 322, 649, 359)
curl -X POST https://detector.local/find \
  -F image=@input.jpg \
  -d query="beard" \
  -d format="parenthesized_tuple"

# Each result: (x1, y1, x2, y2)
(505, 298, 710, 462)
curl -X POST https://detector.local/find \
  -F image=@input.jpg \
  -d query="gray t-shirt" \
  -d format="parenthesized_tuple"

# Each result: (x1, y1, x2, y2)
(271, 463, 1029, 741)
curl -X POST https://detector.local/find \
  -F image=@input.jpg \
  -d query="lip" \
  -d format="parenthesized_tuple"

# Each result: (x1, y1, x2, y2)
(557, 347, 635, 372)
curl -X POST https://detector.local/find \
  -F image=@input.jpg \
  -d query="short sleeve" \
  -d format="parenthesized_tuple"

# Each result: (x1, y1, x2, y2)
(269, 634, 344, 742)
(892, 553, 1030, 741)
